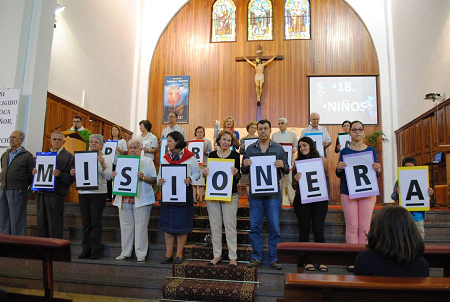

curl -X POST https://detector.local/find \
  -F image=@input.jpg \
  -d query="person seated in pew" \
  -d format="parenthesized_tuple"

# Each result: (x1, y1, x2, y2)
(292, 137, 329, 272)
(354, 205, 429, 277)
(391, 156, 433, 240)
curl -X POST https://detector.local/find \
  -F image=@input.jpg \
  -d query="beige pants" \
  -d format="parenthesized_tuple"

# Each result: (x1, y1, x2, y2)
(206, 193, 239, 260)
(281, 171, 295, 206)
(118, 203, 151, 259)
(415, 220, 425, 239)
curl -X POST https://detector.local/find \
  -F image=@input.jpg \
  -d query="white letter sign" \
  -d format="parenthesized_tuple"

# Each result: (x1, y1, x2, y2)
(244, 138, 258, 151)
(295, 158, 328, 204)
(205, 158, 234, 201)
(75, 151, 99, 190)
(188, 140, 205, 165)
(32, 152, 57, 191)
(250, 154, 278, 195)
(102, 140, 118, 164)
(159, 138, 168, 164)
(161, 164, 187, 204)
(305, 133, 324, 157)
(399, 166, 430, 211)
(0, 88, 20, 147)
(113, 155, 140, 196)
(280, 143, 293, 170)
(343, 151, 379, 199)
(338, 133, 351, 149)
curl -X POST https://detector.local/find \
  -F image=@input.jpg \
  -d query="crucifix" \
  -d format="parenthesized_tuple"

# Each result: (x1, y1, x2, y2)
(236, 45, 283, 120)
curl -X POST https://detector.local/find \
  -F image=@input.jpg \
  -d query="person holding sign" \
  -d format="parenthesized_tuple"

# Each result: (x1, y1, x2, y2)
(192, 126, 212, 204)
(222, 116, 240, 150)
(113, 139, 156, 262)
(354, 206, 429, 277)
(239, 121, 258, 196)
(33, 131, 75, 239)
(138, 120, 158, 160)
(291, 137, 329, 272)
(336, 121, 381, 271)
(106, 125, 128, 201)
(334, 120, 351, 153)
(202, 129, 241, 267)
(300, 113, 332, 153)
(242, 120, 289, 270)
(158, 131, 200, 265)
(391, 157, 433, 239)
(70, 134, 112, 260)
(0, 130, 34, 236)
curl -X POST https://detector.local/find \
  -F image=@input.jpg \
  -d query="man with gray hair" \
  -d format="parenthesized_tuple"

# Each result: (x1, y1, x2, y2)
(301, 112, 332, 152)
(271, 118, 298, 204)
(32, 131, 75, 238)
(0, 130, 34, 235)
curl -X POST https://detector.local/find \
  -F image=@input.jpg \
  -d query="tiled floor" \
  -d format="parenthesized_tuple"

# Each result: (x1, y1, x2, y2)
(1, 286, 157, 302)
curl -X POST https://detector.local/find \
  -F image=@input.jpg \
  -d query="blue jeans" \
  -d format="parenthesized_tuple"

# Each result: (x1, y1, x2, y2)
(249, 192, 282, 262)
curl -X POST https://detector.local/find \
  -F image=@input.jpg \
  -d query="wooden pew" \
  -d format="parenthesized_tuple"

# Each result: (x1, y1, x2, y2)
(282, 273, 450, 302)
(277, 242, 450, 276)
(0, 234, 72, 302)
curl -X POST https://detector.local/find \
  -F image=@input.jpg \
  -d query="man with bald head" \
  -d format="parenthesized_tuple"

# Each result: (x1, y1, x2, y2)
(301, 112, 332, 153)
(0, 130, 34, 235)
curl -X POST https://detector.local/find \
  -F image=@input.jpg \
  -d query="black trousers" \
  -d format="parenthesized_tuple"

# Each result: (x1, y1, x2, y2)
(293, 194, 328, 243)
(36, 193, 64, 239)
(106, 164, 116, 201)
(79, 193, 106, 255)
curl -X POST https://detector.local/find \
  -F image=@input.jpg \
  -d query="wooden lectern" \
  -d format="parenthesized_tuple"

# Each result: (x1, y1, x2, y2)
(436, 145, 450, 204)
(62, 131, 87, 203)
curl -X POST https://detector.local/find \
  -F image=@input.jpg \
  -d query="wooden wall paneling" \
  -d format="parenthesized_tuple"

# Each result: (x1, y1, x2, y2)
(430, 113, 437, 152)
(59, 103, 71, 131)
(403, 127, 410, 158)
(90, 121, 102, 136)
(43, 136, 51, 152)
(409, 125, 416, 156)
(79, 113, 90, 130)
(437, 107, 446, 145)
(104, 123, 112, 140)
(415, 122, 422, 158)
(446, 103, 450, 144)
(44, 98, 60, 136)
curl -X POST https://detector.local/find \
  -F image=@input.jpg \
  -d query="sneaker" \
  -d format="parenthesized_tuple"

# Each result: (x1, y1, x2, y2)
(270, 261, 283, 270)
(246, 259, 261, 268)
(115, 255, 127, 261)
(137, 257, 146, 262)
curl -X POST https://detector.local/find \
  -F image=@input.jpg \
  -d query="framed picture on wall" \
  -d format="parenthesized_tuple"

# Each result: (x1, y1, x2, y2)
(163, 75, 190, 124)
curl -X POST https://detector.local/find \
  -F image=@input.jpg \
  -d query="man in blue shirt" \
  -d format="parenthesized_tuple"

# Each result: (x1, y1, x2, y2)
(242, 120, 289, 270)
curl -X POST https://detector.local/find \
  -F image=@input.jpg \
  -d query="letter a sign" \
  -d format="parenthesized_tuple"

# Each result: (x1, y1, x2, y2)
(32, 152, 57, 191)
(398, 166, 430, 211)
(343, 151, 379, 199)
(250, 154, 278, 196)
(205, 158, 234, 201)
(160, 164, 187, 204)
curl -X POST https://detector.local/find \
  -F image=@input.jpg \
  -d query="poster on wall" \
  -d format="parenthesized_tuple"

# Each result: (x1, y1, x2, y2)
(163, 76, 190, 124)
(0, 88, 20, 147)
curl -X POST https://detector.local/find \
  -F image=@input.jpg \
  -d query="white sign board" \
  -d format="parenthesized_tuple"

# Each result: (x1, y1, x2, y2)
(244, 138, 258, 151)
(32, 152, 57, 191)
(205, 158, 234, 201)
(188, 140, 205, 165)
(343, 151, 379, 199)
(280, 143, 293, 170)
(160, 138, 168, 164)
(249, 154, 278, 195)
(305, 133, 324, 157)
(0, 88, 20, 147)
(295, 158, 329, 204)
(161, 164, 187, 204)
(399, 167, 430, 211)
(74, 151, 99, 190)
(102, 140, 118, 165)
(113, 155, 140, 196)
(338, 133, 351, 149)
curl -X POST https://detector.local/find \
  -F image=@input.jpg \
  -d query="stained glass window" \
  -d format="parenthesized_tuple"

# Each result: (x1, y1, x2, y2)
(248, 0, 273, 41)
(211, 0, 237, 42)
(285, 0, 311, 40)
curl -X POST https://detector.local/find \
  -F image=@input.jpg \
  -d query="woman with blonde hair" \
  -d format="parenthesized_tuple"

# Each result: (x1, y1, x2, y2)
(222, 116, 240, 150)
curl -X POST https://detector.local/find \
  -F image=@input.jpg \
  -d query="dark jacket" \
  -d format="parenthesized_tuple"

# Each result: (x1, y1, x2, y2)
(0, 147, 35, 190)
(38, 148, 75, 197)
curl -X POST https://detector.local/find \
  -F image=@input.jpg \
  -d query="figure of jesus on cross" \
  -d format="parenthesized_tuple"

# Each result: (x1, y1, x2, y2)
(242, 55, 278, 104)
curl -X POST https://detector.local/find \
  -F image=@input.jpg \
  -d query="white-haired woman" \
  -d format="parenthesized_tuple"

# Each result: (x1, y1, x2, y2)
(70, 134, 112, 260)
(113, 139, 157, 262)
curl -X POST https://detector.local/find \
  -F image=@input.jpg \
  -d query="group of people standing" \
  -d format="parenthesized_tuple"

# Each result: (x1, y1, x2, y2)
(4, 111, 424, 275)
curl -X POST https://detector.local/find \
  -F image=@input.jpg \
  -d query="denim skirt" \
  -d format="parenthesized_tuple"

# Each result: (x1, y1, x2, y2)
(158, 185, 194, 234)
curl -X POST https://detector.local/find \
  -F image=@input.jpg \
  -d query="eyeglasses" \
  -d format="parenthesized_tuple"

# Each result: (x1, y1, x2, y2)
(351, 128, 364, 133)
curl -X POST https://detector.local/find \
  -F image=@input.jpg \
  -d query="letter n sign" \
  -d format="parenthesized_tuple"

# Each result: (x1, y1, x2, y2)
(205, 158, 234, 201)
(398, 166, 430, 211)
(343, 151, 379, 199)
(32, 152, 57, 191)
(249, 154, 279, 196)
